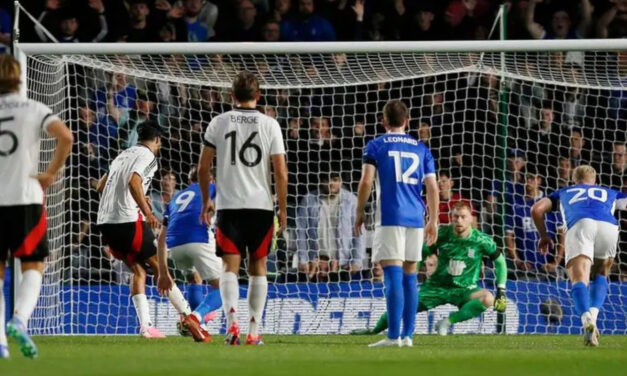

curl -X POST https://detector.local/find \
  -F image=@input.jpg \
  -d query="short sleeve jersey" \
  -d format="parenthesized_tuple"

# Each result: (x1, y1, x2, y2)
(548, 184, 627, 230)
(97, 145, 157, 224)
(203, 108, 285, 211)
(363, 133, 436, 227)
(164, 182, 216, 248)
(0, 93, 61, 206)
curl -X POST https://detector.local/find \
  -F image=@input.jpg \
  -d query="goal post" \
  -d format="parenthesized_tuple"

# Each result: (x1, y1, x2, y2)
(14, 39, 627, 335)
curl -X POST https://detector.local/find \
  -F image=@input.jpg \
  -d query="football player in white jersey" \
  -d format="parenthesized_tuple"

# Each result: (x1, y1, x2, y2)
(0, 55, 73, 359)
(96, 121, 192, 338)
(198, 71, 288, 345)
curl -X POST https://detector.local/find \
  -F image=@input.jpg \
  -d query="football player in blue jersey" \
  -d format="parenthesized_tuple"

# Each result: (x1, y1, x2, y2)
(532, 165, 627, 347)
(156, 167, 222, 343)
(355, 100, 439, 347)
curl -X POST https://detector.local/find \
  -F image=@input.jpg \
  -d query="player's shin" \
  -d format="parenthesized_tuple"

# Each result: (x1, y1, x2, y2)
(220, 271, 240, 328)
(132, 294, 153, 327)
(194, 286, 222, 322)
(13, 269, 43, 327)
(571, 281, 591, 325)
(382, 265, 403, 340)
(168, 284, 192, 315)
(247, 276, 268, 337)
(589, 275, 608, 324)
(188, 284, 204, 311)
(401, 273, 418, 339)
(449, 299, 487, 324)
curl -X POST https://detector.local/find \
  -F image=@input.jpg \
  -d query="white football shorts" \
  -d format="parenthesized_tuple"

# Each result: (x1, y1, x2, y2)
(372, 226, 424, 263)
(565, 218, 618, 265)
(170, 242, 222, 281)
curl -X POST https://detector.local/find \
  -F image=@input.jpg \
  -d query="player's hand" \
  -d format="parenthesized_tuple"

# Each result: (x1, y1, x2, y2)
(33, 172, 55, 190)
(146, 213, 161, 230)
(278, 209, 287, 234)
(494, 288, 507, 313)
(538, 235, 554, 255)
(425, 220, 438, 246)
(200, 200, 215, 226)
(515, 259, 531, 271)
(543, 262, 558, 274)
(157, 273, 174, 296)
(354, 211, 365, 236)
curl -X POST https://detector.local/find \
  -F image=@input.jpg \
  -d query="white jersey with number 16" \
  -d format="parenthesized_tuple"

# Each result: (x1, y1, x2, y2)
(0, 93, 61, 206)
(203, 108, 285, 211)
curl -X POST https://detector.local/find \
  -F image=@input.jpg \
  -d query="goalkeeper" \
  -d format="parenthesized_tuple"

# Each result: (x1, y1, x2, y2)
(353, 201, 508, 336)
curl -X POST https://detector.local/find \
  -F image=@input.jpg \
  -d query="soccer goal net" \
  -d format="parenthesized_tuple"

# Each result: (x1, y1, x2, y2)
(16, 40, 627, 335)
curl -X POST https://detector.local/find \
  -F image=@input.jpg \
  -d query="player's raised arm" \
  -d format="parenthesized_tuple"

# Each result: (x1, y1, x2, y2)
(531, 197, 554, 254)
(354, 163, 375, 236)
(197, 145, 215, 225)
(35, 119, 73, 190)
(272, 153, 288, 233)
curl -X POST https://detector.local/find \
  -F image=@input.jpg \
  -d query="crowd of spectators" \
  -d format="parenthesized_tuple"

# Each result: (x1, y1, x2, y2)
(2, 0, 626, 283)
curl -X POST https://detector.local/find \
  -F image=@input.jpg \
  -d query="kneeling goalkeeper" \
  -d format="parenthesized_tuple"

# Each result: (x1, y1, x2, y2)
(353, 201, 508, 336)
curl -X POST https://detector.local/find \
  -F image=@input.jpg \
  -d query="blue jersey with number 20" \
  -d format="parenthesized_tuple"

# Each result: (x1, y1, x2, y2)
(548, 184, 627, 229)
(363, 133, 436, 228)
(164, 182, 216, 248)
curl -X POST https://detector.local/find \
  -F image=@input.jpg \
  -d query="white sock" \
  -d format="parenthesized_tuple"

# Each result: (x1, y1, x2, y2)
(132, 294, 152, 327)
(247, 276, 268, 337)
(0, 280, 6, 346)
(168, 285, 191, 315)
(13, 269, 43, 326)
(220, 271, 239, 329)
(581, 311, 592, 327)
(589, 307, 599, 325)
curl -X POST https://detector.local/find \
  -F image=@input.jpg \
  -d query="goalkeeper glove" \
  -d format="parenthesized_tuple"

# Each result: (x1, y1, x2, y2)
(494, 288, 507, 313)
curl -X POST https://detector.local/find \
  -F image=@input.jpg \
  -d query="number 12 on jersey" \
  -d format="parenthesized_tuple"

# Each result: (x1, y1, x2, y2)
(388, 151, 420, 185)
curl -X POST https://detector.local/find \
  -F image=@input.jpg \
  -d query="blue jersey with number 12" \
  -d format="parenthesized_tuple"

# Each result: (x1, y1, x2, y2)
(363, 133, 436, 228)
(548, 184, 627, 229)
(164, 182, 216, 248)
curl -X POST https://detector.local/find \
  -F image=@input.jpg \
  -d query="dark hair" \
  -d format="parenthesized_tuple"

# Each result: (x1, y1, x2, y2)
(160, 169, 176, 179)
(439, 170, 451, 179)
(321, 171, 341, 182)
(383, 100, 408, 127)
(137, 120, 163, 142)
(232, 71, 260, 102)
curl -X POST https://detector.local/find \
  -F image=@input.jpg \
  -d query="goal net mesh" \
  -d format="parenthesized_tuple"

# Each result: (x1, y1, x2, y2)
(23, 49, 627, 335)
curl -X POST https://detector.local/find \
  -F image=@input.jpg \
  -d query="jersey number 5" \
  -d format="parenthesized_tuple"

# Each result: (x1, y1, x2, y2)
(0, 117, 17, 156)
(225, 131, 262, 167)
(388, 151, 420, 185)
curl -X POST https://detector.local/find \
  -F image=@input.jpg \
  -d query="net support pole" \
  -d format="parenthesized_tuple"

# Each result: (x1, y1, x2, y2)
(496, 3, 508, 335)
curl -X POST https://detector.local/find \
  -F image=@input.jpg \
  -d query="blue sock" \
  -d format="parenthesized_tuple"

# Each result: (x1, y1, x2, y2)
(194, 286, 222, 321)
(401, 273, 418, 339)
(188, 284, 204, 311)
(590, 275, 608, 309)
(383, 265, 404, 340)
(571, 281, 590, 316)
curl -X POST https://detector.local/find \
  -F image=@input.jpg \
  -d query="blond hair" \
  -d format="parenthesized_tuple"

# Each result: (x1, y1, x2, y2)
(572, 165, 596, 183)
(0, 55, 21, 94)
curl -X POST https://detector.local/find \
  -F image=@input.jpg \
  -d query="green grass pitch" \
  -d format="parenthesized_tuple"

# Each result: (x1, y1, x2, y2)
(1, 335, 625, 376)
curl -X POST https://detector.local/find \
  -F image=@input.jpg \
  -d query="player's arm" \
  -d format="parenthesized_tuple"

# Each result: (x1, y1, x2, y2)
(424, 174, 439, 246)
(524, 0, 544, 39)
(156, 223, 174, 296)
(272, 153, 288, 233)
(493, 253, 508, 312)
(96, 173, 108, 193)
(531, 197, 554, 254)
(616, 192, 627, 211)
(129, 172, 160, 229)
(531, 197, 553, 254)
(36, 119, 73, 190)
(354, 163, 375, 236)
(198, 145, 216, 225)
